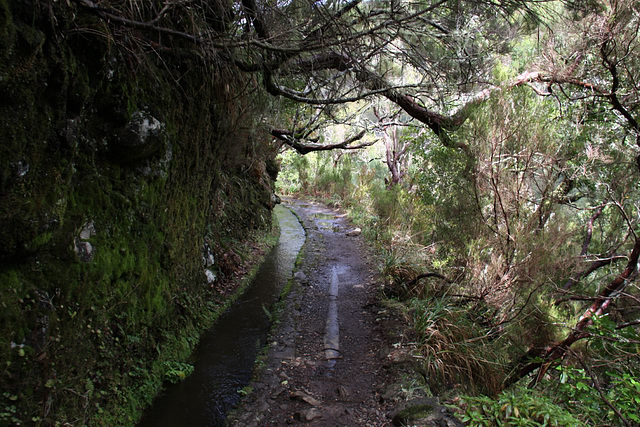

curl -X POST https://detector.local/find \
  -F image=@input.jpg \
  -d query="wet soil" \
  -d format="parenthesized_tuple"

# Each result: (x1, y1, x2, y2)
(230, 198, 402, 426)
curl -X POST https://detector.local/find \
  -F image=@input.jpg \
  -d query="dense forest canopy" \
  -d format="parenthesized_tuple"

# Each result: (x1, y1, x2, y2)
(74, 0, 639, 155)
(2, 0, 639, 424)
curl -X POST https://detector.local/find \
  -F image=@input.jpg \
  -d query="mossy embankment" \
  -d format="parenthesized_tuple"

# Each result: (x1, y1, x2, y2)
(0, 1, 279, 424)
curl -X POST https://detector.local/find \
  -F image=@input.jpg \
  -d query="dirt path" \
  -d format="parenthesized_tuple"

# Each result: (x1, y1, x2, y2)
(230, 198, 398, 426)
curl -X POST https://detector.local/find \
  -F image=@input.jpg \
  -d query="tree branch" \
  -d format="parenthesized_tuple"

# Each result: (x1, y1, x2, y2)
(557, 254, 627, 298)
(271, 129, 373, 155)
(505, 237, 640, 389)
(72, 0, 310, 53)
(581, 205, 605, 256)
(406, 272, 454, 287)
(73, 0, 202, 43)
(616, 319, 640, 330)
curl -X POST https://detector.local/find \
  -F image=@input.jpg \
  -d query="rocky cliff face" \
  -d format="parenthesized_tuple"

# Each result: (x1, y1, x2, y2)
(0, 1, 278, 424)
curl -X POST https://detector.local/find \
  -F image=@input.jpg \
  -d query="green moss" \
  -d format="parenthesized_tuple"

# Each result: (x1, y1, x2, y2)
(15, 21, 44, 51)
(0, 1, 278, 424)
(28, 231, 52, 249)
(397, 404, 434, 419)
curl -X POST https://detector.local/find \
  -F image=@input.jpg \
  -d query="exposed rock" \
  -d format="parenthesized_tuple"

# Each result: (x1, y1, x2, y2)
(74, 240, 93, 262)
(380, 383, 402, 403)
(16, 160, 29, 177)
(0, 3, 279, 423)
(391, 397, 463, 427)
(110, 110, 166, 163)
(336, 385, 350, 399)
(291, 390, 322, 407)
(203, 242, 217, 283)
(138, 141, 173, 179)
(205, 269, 217, 284)
(254, 397, 270, 413)
(386, 348, 412, 364)
(79, 221, 95, 240)
(205, 253, 215, 268)
(203, 242, 215, 267)
(74, 221, 96, 262)
(273, 347, 295, 359)
(296, 408, 322, 422)
(270, 386, 287, 398)
(345, 227, 361, 237)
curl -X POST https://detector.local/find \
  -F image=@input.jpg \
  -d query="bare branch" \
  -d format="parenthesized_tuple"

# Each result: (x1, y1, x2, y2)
(406, 272, 454, 288)
(72, 0, 201, 43)
(72, 0, 313, 53)
(616, 319, 640, 329)
(581, 205, 605, 256)
(558, 255, 627, 296)
(271, 129, 373, 155)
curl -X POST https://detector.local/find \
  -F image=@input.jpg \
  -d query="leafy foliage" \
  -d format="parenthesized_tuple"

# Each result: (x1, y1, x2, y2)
(458, 388, 585, 426)
(162, 361, 195, 384)
(4, 0, 640, 424)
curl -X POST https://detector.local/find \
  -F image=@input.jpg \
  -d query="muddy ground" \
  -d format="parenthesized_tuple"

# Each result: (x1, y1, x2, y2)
(229, 199, 462, 427)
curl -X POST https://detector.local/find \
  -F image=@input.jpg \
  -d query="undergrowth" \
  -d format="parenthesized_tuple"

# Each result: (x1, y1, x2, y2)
(276, 147, 640, 426)
(456, 388, 585, 426)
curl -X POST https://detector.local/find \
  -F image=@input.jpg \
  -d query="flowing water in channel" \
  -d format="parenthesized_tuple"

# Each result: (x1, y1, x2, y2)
(138, 205, 305, 427)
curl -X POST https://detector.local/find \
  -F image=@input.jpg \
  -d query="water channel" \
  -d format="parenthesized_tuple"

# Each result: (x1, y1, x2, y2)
(138, 205, 305, 426)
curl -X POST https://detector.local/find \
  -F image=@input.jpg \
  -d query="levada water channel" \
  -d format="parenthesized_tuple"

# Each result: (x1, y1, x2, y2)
(138, 205, 305, 426)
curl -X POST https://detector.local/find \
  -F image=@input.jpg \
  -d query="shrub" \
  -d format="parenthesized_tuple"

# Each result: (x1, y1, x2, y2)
(457, 388, 585, 426)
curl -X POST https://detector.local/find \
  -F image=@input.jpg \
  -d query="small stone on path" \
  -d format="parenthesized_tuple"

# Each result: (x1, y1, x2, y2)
(291, 390, 322, 407)
(337, 385, 350, 399)
(296, 408, 322, 422)
(345, 227, 361, 237)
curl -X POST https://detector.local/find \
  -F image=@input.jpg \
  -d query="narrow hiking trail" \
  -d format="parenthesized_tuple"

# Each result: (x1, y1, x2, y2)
(138, 198, 463, 426)
(231, 198, 397, 426)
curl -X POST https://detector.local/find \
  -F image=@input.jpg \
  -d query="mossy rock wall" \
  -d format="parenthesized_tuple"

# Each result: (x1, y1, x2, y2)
(0, 1, 278, 424)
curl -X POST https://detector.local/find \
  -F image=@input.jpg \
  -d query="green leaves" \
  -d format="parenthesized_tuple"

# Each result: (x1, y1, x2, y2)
(162, 361, 195, 384)
(550, 363, 640, 426)
(458, 388, 585, 426)
(610, 374, 640, 424)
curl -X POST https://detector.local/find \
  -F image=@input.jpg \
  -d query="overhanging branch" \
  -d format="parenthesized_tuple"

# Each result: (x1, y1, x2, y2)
(271, 129, 372, 155)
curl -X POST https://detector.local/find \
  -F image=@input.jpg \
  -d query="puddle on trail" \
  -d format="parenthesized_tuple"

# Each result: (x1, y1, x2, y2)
(311, 212, 339, 231)
(137, 205, 305, 427)
(311, 213, 336, 220)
